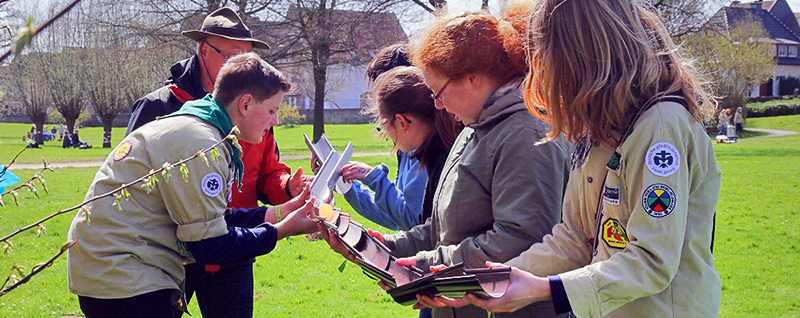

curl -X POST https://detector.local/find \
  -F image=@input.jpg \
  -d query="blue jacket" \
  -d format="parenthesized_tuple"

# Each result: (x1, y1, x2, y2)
(343, 151, 427, 231)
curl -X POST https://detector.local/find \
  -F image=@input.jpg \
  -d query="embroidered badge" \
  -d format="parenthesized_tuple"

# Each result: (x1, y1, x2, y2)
(201, 172, 224, 197)
(607, 151, 621, 171)
(641, 183, 676, 218)
(176, 240, 195, 262)
(645, 142, 680, 177)
(113, 141, 132, 161)
(602, 218, 629, 249)
(603, 185, 620, 205)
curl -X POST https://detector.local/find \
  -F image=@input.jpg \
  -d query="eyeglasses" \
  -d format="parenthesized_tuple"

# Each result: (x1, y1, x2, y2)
(430, 78, 452, 102)
(206, 41, 231, 60)
(375, 114, 413, 132)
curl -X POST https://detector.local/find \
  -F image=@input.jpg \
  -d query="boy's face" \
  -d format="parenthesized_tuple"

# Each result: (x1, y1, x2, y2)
(238, 92, 283, 144)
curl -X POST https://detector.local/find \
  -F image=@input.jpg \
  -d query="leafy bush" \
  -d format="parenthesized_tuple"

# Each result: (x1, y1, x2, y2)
(746, 99, 800, 118)
(277, 102, 306, 127)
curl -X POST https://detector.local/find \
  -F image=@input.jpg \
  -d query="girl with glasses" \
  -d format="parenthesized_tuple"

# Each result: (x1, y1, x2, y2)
(339, 65, 460, 231)
(324, 3, 574, 318)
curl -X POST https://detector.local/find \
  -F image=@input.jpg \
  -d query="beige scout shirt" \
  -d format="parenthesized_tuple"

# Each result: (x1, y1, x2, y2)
(507, 101, 721, 317)
(67, 115, 232, 299)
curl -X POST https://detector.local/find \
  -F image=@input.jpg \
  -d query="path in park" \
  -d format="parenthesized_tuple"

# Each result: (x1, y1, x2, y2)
(747, 128, 799, 138)
(12, 152, 391, 170)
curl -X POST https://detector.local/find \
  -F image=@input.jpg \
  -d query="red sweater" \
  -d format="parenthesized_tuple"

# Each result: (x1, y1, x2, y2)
(229, 131, 292, 208)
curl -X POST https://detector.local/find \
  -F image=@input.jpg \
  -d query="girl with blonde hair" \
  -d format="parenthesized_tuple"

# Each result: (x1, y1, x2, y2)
(419, 1, 722, 317)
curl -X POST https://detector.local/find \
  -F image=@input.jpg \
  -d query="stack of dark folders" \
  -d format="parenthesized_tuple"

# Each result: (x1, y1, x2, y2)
(320, 213, 512, 306)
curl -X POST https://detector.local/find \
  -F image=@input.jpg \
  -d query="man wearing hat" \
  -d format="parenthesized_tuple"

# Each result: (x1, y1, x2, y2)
(124, 7, 311, 318)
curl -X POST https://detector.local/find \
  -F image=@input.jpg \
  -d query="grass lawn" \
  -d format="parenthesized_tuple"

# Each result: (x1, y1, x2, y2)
(0, 123, 393, 165)
(0, 115, 798, 317)
(712, 115, 800, 317)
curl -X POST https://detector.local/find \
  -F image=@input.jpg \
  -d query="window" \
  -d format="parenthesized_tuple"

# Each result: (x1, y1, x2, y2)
(778, 45, 788, 57)
(790, 46, 798, 57)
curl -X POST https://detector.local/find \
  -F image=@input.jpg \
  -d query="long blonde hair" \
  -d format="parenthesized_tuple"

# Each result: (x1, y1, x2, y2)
(525, 0, 717, 145)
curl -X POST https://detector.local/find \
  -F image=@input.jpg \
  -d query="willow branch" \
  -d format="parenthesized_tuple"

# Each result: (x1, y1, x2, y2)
(0, 0, 83, 63)
(0, 161, 53, 197)
(0, 129, 237, 243)
(0, 148, 27, 180)
(0, 240, 77, 297)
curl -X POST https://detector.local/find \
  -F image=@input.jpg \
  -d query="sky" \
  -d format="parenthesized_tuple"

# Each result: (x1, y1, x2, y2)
(786, 0, 800, 12)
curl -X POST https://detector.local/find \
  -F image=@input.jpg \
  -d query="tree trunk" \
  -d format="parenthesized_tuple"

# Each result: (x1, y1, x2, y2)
(311, 43, 330, 143)
(102, 119, 113, 148)
(66, 120, 76, 137)
(34, 122, 45, 145)
(312, 63, 327, 143)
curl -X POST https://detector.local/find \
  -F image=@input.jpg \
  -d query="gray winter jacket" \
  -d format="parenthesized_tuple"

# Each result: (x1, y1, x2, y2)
(384, 78, 572, 318)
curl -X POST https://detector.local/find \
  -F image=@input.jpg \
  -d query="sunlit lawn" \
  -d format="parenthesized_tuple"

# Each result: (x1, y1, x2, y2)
(0, 123, 393, 165)
(0, 116, 799, 317)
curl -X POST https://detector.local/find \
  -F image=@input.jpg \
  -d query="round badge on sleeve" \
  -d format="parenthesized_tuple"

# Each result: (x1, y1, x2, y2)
(645, 142, 680, 177)
(641, 183, 676, 218)
(201, 172, 224, 197)
(113, 141, 132, 161)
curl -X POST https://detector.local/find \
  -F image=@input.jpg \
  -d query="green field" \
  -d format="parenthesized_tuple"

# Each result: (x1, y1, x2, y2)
(0, 123, 393, 165)
(0, 116, 799, 317)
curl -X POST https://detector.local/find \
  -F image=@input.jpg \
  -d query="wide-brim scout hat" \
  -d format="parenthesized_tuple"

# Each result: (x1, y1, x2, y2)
(182, 7, 270, 50)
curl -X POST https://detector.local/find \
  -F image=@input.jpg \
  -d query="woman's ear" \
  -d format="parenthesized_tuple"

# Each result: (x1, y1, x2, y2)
(395, 114, 410, 132)
(468, 73, 482, 90)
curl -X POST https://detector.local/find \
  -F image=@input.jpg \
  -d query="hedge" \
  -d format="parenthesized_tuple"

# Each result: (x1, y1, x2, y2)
(746, 101, 800, 118)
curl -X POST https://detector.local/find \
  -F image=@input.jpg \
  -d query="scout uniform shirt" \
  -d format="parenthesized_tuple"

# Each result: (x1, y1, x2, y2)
(507, 101, 722, 317)
(67, 115, 232, 300)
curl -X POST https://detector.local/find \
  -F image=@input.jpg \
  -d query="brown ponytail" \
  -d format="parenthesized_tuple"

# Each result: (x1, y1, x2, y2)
(366, 66, 461, 169)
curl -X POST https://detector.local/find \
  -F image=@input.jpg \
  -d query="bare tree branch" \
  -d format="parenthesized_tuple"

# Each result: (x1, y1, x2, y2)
(0, 148, 27, 180)
(0, 240, 77, 297)
(0, 0, 83, 63)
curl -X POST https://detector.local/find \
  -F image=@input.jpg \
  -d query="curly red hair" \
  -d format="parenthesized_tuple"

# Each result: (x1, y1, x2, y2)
(410, 2, 533, 82)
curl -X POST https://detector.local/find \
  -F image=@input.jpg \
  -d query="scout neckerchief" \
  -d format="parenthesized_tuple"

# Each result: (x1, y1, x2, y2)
(589, 94, 688, 255)
(160, 94, 244, 189)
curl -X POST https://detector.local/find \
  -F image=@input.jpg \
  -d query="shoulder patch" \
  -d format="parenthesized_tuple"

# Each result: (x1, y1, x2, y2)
(641, 183, 676, 218)
(201, 172, 224, 197)
(603, 185, 620, 205)
(645, 142, 680, 177)
(113, 141, 132, 161)
(602, 218, 629, 249)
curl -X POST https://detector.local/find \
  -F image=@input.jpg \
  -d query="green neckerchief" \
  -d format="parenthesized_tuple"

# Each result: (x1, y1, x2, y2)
(161, 94, 243, 189)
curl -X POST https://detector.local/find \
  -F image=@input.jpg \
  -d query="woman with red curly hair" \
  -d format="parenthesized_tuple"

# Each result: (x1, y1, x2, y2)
(362, 5, 572, 318)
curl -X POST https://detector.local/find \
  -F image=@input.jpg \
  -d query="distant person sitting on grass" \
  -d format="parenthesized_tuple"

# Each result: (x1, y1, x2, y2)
(67, 53, 320, 318)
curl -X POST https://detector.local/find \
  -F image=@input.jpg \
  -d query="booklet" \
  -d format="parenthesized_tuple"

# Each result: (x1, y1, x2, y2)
(307, 139, 352, 205)
(304, 133, 353, 194)
(321, 213, 512, 306)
